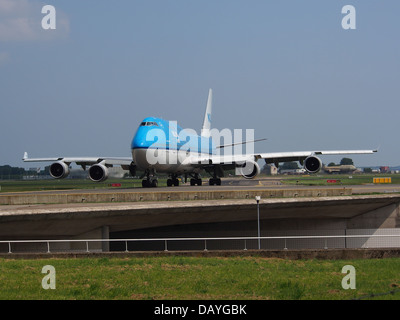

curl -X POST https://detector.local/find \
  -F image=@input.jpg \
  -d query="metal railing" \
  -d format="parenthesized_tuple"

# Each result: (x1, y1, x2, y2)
(1, 234, 400, 254)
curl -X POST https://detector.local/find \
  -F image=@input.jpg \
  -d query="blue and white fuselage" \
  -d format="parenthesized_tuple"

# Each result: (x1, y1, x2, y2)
(131, 117, 215, 176)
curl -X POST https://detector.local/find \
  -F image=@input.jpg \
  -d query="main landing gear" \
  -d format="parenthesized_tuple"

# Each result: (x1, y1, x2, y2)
(208, 166, 222, 186)
(166, 173, 202, 187)
(167, 174, 180, 187)
(208, 177, 222, 185)
(142, 178, 158, 188)
(189, 173, 202, 186)
(141, 170, 222, 188)
(190, 178, 202, 186)
(141, 169, 158, 188)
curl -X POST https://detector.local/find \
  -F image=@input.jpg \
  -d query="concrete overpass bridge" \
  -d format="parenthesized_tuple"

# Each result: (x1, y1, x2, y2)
(0, 187, 399, 252)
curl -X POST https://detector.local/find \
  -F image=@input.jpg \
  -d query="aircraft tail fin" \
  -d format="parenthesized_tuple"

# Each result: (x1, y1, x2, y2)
(201, 88, 212, 137)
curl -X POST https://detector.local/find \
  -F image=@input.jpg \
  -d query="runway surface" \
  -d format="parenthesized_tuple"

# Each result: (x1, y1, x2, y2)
(2, 177, 400, 196)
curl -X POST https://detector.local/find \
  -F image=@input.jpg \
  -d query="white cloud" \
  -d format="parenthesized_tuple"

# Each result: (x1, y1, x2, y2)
(0, 0, 30, 16)
(0, 0, 69, 41)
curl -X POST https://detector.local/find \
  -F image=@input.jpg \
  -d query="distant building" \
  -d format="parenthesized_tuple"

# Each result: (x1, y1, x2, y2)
(323, 165, 359, 174)
(279, 168, 306, 175)
(263, 164, 278, 175)
(380, 166, 390, 173)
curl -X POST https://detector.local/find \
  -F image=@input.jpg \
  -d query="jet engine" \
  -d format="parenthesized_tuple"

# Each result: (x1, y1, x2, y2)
(303, 156, 322, 174)
(237, 160, 260, 179)
(88, 164, 109, 182)
(50, 161, 70, 179)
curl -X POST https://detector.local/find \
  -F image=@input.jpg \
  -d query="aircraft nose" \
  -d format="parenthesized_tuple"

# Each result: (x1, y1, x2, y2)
(132, 130, 145, 149)
(131, 127, 154, 149)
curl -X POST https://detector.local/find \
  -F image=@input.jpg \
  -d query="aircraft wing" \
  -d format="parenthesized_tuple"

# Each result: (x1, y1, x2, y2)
(22, 153, 133, 169)
(188, 149, 377, 166)
(186, 148, 377, 178)
(256, 149, 378, 164)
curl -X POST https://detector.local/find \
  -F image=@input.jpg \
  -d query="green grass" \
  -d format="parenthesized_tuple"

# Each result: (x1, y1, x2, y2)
(280, 174, 400, 186)
(0, 256, 399, 300)
(0, 178, 170, 193)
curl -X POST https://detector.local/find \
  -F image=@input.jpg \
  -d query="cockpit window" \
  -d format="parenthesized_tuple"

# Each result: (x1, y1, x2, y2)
(140, 121, 158, 126)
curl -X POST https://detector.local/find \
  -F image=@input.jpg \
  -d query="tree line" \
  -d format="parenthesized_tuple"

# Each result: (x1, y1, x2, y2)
(0, 165, 50, 179)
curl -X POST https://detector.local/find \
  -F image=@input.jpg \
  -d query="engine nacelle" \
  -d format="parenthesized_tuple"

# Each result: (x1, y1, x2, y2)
(50, 161, 70, 179)
(89, 164, 109, 182)
(303, 156, 322, 174)
(237, 160, 260, 179)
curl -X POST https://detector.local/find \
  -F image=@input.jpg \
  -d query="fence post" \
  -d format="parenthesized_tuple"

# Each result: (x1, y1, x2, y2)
(86, 241, 89, 253)
(8, 242, 11, 254)
(244, 239, 247, 251)
(284, 238, 287, 250)
(47, 241, 50, 253)
(204, 240, 208, 251)
(164, 240, 168, 252)
(125, 240, 128, 252)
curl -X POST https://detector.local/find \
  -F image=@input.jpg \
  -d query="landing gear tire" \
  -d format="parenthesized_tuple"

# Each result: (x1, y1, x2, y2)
(190, 178, 202, 186)
(209, 178, 221, 186)
(167, 178, 179, 187)
(142, 179, 158, 188)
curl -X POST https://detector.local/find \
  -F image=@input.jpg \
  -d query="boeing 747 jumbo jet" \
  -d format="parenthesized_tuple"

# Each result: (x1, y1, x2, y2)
(23, 89, 377, 187)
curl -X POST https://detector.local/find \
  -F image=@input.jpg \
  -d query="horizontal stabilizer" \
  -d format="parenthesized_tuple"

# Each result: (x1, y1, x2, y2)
(217, 138, 267, 149)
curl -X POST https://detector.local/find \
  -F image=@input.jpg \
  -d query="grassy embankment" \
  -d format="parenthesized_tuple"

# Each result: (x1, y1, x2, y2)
(0, 256, 399, 300)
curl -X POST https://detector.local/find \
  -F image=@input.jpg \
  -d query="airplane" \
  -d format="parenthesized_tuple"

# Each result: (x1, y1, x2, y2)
(23, 89, 377, 187)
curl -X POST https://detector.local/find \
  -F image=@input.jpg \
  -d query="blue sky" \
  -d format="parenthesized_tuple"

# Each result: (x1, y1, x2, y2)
(1, 0, 399, 168)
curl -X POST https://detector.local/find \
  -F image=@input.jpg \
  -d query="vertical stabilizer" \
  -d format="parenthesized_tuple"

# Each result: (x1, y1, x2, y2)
(201, 88, 212, 137)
